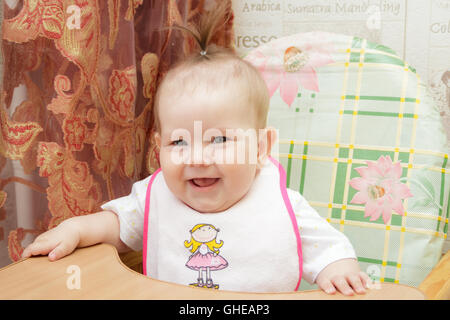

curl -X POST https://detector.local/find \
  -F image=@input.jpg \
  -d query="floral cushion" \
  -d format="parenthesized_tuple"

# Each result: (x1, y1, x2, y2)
(245, 32, 449, 290)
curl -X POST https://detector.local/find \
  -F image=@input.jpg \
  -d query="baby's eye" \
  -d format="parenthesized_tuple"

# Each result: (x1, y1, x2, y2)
(212, 136, 227, 144)
(171, 139, 187, 146)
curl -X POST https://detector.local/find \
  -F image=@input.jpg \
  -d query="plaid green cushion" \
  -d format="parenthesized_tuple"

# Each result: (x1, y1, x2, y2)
(245, 32, 449, 290)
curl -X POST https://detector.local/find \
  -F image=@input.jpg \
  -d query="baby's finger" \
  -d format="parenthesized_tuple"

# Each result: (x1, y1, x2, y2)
(347, 274, 366, 294)
(21, 244, 32, 259)
(331, 277, 354, 296)
(359, 271, 373, 289)
(22, 241, 56, 259)
(21, 248, 30, 259)
(48, 242, 74, 261)
(316, 277, 336, 295)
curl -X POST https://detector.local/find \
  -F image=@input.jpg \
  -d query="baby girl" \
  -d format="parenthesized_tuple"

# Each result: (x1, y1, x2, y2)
(22, 5, 370, 295)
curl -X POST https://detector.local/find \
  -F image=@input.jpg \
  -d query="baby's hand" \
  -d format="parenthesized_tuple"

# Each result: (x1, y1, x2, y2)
(315, 258, 372, 296)
(21, 219, 81, 261)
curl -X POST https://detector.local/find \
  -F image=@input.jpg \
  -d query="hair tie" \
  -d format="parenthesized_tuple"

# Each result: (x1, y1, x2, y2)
(200, 50, 207, 56)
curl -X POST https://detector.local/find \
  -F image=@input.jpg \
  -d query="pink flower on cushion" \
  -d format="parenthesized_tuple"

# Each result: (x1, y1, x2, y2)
(349, 156, 413, 224)
(247, 32, 334, 107)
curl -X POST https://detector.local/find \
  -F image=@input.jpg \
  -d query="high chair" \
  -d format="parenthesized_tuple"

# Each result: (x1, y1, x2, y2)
(120, 31, 450, 299)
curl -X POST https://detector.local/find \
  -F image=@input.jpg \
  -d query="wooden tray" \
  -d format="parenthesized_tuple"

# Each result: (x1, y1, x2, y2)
(0, 243, 426, 300)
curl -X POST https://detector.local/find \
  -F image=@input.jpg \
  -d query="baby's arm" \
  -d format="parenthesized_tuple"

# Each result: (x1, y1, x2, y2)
(288, 189, 372, 296)
(23, 175, 149, 261)
(22, 210, 130, 261)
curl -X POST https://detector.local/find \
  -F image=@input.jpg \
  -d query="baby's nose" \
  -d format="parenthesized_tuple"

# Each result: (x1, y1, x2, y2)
(188, 145, 215, 166)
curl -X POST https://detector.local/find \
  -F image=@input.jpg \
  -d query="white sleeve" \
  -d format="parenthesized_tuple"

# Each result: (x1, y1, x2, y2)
(100, 175, 152, 252)
(287, 189, 357, 284)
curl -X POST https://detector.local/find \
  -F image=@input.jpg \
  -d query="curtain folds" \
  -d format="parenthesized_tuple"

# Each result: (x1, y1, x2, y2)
(0, 0, 234, 267)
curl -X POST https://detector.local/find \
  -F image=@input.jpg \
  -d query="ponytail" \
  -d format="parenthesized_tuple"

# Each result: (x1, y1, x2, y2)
(172, 0, 233, 60)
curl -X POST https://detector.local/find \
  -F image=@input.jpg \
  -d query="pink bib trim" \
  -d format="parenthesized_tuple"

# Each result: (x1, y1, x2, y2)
(268, 156, 303, 290)
(142, 168, 161, 276)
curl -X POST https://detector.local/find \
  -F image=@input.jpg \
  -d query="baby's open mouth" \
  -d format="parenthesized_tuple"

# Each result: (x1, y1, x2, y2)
(190, 178, 219, 188)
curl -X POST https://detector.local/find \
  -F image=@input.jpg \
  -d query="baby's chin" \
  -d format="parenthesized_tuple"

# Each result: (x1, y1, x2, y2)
(183, 198, 232, 214)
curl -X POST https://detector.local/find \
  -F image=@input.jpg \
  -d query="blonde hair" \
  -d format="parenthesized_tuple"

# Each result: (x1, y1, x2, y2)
(184, 224, 224, 254)
(152, 1, 269, 133)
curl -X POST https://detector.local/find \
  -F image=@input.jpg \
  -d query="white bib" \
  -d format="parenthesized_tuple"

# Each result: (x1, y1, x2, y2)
(142, 157, 302, 292)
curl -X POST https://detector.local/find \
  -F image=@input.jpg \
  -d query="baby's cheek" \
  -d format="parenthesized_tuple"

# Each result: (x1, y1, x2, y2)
(223, 169, 255, 200)
(161, 148, 186, 166)
(160, 166, 185, 196)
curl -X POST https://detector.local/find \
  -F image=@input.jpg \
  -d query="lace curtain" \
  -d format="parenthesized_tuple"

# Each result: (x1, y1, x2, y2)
(0, 0, 234, 267)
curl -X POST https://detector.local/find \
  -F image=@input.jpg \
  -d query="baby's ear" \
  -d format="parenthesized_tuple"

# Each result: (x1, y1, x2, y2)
(257, 127, 278, 168)
(154, 132, 161, 149)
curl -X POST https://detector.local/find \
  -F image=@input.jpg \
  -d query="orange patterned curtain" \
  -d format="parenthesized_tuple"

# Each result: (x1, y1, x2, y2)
(0, 0, 234, 267)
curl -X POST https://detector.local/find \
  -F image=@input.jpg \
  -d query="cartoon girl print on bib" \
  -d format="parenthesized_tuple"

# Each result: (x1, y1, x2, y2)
(184, 224, 228, 289)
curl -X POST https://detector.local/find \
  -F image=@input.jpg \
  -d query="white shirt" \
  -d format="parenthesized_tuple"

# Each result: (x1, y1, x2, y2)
(101, 159, 356, 289)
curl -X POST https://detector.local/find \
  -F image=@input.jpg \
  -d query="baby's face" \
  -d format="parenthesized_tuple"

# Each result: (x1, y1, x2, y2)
(156, 86, 260, 213)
